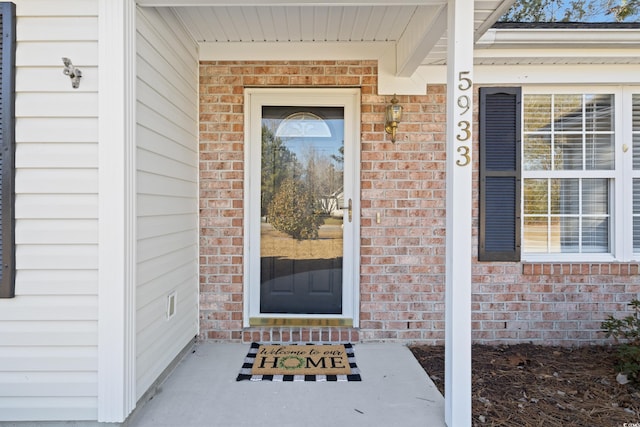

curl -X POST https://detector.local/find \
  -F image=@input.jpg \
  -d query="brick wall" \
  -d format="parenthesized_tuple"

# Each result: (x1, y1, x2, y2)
(199, 60, 640, 345)
(472, 263, 640, 345)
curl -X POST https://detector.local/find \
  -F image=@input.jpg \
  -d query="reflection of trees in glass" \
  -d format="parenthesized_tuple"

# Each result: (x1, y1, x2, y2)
(524, 95, 552, 132)
(261, 120, 344, 239)
(267, 178, 324, 240)
(331, 146, 344, 164)
(261, 125, 300, 217)
(524, 179, 549, 216)
(523, 135, 552, 171)
(300, 145, 344, 216)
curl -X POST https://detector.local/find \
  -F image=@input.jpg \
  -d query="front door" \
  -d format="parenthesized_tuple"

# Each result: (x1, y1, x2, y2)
(245, 89, 360, 326)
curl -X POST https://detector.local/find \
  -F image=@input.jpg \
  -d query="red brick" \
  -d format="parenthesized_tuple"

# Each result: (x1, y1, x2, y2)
(198, 61, 640, 346)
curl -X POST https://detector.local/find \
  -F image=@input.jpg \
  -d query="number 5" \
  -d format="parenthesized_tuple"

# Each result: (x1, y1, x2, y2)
(458, 71, 472, 91)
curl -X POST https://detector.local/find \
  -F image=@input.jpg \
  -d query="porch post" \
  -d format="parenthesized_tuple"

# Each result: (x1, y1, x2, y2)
(444, 0, 474, 424)
(97, 0, 137, 422)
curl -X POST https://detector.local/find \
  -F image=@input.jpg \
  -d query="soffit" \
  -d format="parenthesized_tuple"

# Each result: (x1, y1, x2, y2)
(136, 1, 640, 74)
(137, 0, 515, 76)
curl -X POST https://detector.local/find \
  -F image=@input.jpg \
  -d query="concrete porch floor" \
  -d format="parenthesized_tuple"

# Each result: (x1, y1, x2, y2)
(127, 342, 446, 427)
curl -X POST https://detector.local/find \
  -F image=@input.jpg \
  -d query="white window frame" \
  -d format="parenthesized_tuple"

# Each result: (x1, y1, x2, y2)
(521, 86, 640, 263)
(625, 89, 639, 260)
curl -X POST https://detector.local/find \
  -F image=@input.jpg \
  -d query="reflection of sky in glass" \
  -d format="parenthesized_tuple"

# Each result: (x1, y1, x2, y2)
(282, 124, 343, 161)
(262, 107, 344, 163)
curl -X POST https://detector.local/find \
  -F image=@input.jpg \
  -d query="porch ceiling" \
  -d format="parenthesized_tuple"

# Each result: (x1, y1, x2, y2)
(137, 0, 640, 89)
(137, 0, 516, 74)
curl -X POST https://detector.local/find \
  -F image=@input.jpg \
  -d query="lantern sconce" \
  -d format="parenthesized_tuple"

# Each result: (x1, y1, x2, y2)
(62, 57, 82, 89)
(385, 94, 403, 142)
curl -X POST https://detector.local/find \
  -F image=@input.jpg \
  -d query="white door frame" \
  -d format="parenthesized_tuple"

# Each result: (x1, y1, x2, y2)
(243, 88, 361, 327)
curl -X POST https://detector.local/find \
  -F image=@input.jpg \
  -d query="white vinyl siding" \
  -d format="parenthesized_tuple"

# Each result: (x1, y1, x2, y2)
(135, 7, 199, 400)
(0, 0, 99, 422)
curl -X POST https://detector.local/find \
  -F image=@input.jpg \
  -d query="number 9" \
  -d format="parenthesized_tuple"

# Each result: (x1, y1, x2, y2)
(457, 95, 470, 115)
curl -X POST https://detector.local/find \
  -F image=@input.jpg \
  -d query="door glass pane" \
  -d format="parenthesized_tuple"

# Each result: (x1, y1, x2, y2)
(259, 106, 344, 314)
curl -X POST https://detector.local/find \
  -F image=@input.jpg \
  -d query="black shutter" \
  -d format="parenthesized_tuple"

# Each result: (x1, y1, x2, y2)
(479, 87, 521, 262)
(0, 2, 15, 298)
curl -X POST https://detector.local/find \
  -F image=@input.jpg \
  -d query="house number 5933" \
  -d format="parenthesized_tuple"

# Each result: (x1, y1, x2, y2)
(456, 71, 472, 167)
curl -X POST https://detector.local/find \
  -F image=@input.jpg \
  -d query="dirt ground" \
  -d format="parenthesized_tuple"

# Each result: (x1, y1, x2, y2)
(409, 344, 640, 427)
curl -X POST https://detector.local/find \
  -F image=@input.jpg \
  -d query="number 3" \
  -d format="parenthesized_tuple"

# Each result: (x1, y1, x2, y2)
(456, 120, 471, 141)
(456, 146, 470, 167)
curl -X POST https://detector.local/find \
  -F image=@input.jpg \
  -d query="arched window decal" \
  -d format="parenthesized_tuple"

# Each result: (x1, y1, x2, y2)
(275, 112, 332, 138)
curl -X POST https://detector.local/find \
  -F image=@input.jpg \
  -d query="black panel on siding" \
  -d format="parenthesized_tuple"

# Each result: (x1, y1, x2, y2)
(479, 87, 521, 262)
(0, 2, 15, 298)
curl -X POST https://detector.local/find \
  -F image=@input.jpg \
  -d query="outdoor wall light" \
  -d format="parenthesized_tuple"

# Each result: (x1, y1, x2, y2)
(62, 57, 82, 89)
(385, 95, 403, 142)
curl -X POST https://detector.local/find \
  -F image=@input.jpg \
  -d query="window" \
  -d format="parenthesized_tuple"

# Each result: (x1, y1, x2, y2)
(480, 87, 640, 262)
(0, 2, 15, 298)
(522, 94, 614, 256)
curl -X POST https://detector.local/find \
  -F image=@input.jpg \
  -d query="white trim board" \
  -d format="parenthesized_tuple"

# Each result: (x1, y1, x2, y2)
(420, 64, 640, 85)
(444, 0, 473, 424)
(200, 41, 640, 93)
(97, 0, 137, 422)
(478, 28, 640, 47)
(138, 0, 449, 6)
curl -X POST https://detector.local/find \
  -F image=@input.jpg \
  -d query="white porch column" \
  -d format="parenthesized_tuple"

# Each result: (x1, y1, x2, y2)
(444, 0, 474, 424)
(97, 0, 137, 422)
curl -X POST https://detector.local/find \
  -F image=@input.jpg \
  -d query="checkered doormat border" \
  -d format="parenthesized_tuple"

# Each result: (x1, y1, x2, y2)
(236, 342, 362, 382)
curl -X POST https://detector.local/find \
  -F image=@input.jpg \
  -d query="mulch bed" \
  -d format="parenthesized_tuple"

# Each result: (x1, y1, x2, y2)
(409, 344, 640, 427)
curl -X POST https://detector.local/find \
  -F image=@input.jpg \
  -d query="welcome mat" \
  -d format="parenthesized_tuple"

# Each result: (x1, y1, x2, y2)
(236, 342, 362, 381)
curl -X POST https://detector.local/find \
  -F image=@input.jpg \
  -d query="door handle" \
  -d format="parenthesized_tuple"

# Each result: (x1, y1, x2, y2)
(341, 198, 352, 223)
